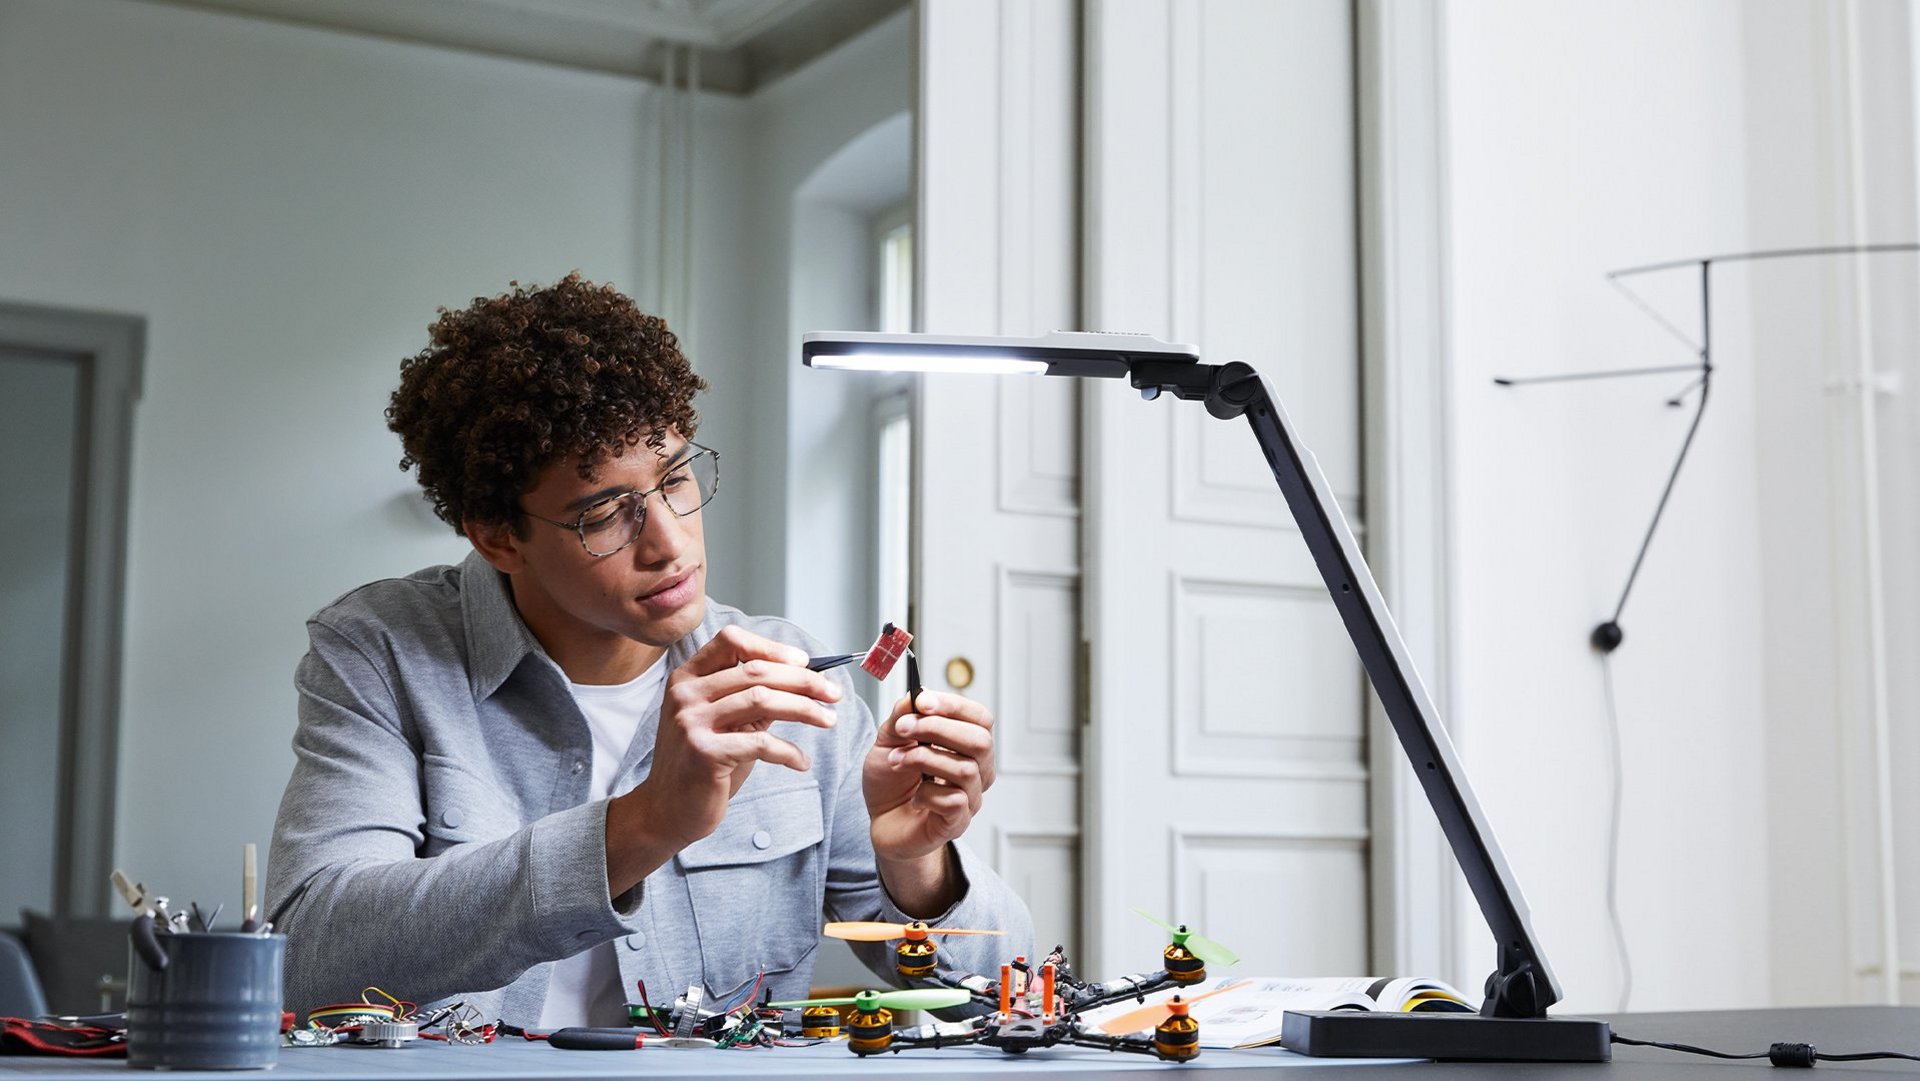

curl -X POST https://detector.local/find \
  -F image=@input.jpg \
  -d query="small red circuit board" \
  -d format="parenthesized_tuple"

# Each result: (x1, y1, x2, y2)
(861, 623, 914, 680)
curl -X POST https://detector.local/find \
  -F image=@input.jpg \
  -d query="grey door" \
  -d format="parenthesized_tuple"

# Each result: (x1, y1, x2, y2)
(0, 350, 85, 921)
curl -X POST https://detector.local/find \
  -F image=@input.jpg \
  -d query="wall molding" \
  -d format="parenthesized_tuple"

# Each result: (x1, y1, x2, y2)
(1355, 0, 1463, 988)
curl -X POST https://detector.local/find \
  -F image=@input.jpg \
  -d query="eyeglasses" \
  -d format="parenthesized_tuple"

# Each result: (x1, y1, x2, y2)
(520, 445, 720, 557)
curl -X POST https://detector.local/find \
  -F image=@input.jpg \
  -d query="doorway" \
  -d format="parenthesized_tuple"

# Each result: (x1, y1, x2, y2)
(0, 303, 142, 919)
(0, 350, 83, 921)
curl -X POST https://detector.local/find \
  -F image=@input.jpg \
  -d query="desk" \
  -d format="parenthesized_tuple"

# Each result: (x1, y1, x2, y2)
(2, 1008, 1917, 1079)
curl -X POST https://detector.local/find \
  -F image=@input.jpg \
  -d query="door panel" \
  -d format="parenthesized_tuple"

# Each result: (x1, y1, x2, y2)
(916, 0, 1366, 977)
(915, 0, 1082, 957)
(1083, 0, 1368, 976)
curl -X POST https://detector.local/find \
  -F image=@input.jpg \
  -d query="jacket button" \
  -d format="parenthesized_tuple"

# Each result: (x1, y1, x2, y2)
(441, 808, 464, 829)
(752, 830, 772, 850)
(571, 761, 585, 775)
(625, 933, 645, 950)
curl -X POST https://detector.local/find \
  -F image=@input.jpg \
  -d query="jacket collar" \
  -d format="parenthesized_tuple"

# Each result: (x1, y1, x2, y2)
(459, 548, 727, 704)
(460, 548, 550, 702)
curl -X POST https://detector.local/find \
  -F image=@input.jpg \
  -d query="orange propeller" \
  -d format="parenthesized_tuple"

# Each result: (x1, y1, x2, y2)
(1094, 979, 1251, 1035)
(823, 920, 1007, 942)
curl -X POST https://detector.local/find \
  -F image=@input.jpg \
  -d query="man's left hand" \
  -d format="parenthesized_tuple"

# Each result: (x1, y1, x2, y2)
(864, 691, 997, 871)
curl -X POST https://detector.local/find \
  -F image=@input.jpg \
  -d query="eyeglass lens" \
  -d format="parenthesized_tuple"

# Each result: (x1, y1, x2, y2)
(578, 449, 718, 556)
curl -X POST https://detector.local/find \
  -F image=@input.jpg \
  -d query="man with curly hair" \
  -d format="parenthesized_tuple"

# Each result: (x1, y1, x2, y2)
(266, 273, 1034, 1028)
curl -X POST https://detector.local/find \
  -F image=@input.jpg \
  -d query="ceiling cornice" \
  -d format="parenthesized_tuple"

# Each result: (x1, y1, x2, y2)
(137, 0, 907, 94)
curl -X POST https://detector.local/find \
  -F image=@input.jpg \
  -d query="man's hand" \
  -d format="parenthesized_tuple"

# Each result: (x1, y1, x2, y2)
(863, 690, 996, 915)
(606, 627, 841, 896)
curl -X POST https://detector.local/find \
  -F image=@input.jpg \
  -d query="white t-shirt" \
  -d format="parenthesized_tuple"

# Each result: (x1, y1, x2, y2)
(536, 656, 668, 1030)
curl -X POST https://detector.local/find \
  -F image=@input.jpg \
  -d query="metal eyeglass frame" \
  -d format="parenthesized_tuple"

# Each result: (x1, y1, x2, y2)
(519, 444, 720, 558)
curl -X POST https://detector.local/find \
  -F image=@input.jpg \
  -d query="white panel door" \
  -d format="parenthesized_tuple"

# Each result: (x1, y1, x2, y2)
(1082, 0, 1370, 977)
(915, 0, 1083, 955)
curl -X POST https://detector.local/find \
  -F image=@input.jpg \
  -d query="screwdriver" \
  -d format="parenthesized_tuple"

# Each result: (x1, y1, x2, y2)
(547, 1027, 648, 1050)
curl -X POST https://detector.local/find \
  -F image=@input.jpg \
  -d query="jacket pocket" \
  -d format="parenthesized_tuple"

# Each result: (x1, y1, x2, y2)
(679, 782, 827, 992)
(419, 753, 514, 855)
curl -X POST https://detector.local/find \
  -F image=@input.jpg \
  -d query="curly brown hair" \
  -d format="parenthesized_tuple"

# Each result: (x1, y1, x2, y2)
(386, 272, 707, 534)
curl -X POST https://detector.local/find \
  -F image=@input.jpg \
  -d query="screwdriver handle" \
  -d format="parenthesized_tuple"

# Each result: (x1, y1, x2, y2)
(548, 1027, 645, 1050)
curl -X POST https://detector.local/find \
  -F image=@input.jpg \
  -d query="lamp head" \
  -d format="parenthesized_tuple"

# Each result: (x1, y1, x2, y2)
(801, 330, 1199, 378)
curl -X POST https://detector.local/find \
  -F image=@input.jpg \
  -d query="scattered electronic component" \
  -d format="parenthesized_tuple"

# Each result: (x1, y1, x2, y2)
(352, 1021, 419, 1048)
(763, 912, 1234, 1060)
(277, 915, 1225, 1060)
(306, 1002, 398, 1029)
(862, 622, 913, 680)
(807, 621, 914, 678)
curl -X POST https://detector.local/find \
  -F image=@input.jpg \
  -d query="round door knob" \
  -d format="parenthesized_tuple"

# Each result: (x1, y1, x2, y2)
(944, 656, 975, 690)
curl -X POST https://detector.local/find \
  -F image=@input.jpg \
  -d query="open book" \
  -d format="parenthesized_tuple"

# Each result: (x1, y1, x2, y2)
(1077, 976, 1475, 1050)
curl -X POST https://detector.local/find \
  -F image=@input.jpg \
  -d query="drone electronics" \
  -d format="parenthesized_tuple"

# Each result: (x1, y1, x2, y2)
(749, 912, 1239, 1061)
(1131, 908, 1239, 969)
(863, 623, 913, 679)
(807, 622, 913, 680)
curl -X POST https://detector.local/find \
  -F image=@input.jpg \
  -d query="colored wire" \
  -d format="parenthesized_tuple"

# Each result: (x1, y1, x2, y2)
(712, 970, 766, 1015)
(634, 981, 669, 1036)
(734, 972, 767, 1016)
(360, 987, 413, 1020)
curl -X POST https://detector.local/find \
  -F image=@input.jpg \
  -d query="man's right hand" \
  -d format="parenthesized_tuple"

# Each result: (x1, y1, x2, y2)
(604, 627, 841, 896)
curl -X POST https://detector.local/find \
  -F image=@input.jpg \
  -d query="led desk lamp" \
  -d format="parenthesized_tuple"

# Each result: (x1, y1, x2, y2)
(803, 330, 1611, 1062)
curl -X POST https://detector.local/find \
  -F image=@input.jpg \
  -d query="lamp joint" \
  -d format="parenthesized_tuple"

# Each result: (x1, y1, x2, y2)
(1127, 360, 1262, 420)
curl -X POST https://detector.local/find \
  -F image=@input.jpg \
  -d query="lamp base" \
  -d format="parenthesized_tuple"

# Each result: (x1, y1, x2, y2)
(1279, 1011, 1612, 1062)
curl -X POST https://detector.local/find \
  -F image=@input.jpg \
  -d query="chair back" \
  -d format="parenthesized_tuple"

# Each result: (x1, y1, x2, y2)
(0, 929, 48, 1018)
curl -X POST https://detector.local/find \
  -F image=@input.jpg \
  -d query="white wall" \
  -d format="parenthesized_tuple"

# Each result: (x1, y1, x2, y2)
(1747, 0, 1920, 1006)
(727, 10, 912, 627)
(1443, 0, 1920, 1013)
(1744, 1, 1861, 1010)
(1441, 0, 1770, 1011)
(786, 115, 911, 672)
(734, 11, 913, 989)
(0, 0, 754, 914)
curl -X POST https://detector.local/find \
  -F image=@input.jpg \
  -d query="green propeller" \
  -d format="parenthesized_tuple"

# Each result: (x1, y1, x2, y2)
(1132, 907, 1241, 968)
(769, 988, 973, 1013)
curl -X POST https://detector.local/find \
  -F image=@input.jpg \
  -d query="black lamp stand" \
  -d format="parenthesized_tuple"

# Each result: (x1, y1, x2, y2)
(1128, 358, 1611, 1061)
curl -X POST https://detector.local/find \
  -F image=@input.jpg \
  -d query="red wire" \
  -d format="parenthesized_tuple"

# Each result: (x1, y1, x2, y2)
(635, 981, 669, 1037)
(739, 971, 766, 1014)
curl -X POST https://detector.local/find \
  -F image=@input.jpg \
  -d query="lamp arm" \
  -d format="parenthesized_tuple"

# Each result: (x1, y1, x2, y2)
(1127, 360, 1562, 1020)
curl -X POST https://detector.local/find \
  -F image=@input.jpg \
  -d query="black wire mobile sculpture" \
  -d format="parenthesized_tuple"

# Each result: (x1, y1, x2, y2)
(1494, 243, 1920, 653)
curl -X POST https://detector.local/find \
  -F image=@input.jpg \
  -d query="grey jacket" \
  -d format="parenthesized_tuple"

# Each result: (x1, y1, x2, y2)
(267, 550, 1034, 1023)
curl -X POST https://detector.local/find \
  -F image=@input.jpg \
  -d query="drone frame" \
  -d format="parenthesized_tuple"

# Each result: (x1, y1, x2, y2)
(815, 926, 1215, 1061)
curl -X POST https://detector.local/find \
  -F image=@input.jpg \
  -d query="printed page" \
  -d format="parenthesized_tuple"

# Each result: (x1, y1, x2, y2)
(1079, 977, 1383, 1048)
(1373, 976, 1474, 1012)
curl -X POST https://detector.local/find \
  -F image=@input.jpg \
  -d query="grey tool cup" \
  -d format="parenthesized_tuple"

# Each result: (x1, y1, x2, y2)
(128, 930, 285, 1069)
